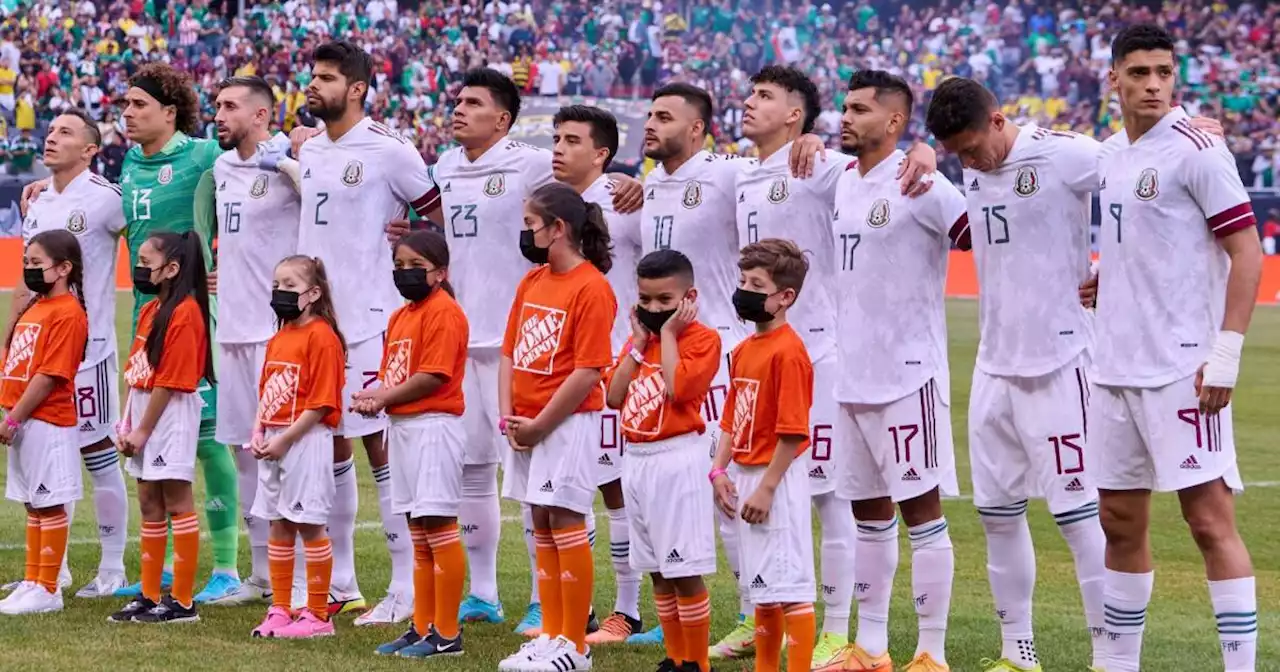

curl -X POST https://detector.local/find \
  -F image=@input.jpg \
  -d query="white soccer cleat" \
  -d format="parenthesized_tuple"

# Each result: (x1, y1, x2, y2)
(290, 581, 307, 611)
(353, 590, 412, 626)
(205, 575, 271, 606)
(498, 635, 556, 671)
(0, 586, 63, 615)
(1, 580, 22, 593)
(75, 572, 129, 599)
(528, 635, 593, 671)
(0, 582, 37, 609)
(58, 565, 72, 590)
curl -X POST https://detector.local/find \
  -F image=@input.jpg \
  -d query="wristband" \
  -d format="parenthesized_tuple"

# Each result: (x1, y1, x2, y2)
(1201, 330, 1245, 389)
(498, 418, 508, 434)
(4, 415, 20, 431)
(628, 347, 645, 364)
(708, 467, 727, 483)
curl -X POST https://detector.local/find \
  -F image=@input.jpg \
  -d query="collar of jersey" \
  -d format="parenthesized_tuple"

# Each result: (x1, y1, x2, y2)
(1130, 105, 1189, 146)
(131, 131, 189, 160)
(758, 142, 794, 169)
(856, 148, 905, 183)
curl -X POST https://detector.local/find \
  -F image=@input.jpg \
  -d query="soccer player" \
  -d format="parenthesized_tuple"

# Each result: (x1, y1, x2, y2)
(1092, 25, 1261, 672)
(296, 40, 442, 623)
(7, 110, 130, 599)
(834, 70, 967, 672)
(209, 75, 303, 605)
(549, 104, 646, 644)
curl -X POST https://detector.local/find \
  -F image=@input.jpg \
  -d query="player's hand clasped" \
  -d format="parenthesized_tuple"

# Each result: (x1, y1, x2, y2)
(739, 484, 775, 525)
(116, 427, 151, 458)
(504, 415, 547, 449)
(350, 388, 387, 418)
(0, 417, 17, 445)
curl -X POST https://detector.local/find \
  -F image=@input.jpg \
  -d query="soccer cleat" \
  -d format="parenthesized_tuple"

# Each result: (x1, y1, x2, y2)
(58, 564, 72, 591)
(528, 635, 593, 671)
(903, 652, 950, 671)
(114, 570, 172, 598)
(107, 597, 158, 623)
(377, 625, 423, 655)
(353, 590, 412, 626)
(586, 611, 643, 644)
(587, 607, 600, 634)
(0, 581, 37, 609)
(654, 658, 681, 672)
(399, 626, 464, 659)
(459, 594, 506, 624)
(274, 608, 335, 638)
(193, 573, 243, 604)
(980, 659, 1042, 672)
(810, 631, 849, 670)
(207, 575, 270, 606)
(75, 572, 129, 599)
(1, 580, 21, 592)
(822, 644, 891, 671)
(133, 595, 201, 624)
(515, 602, 543, 636)
(499, 634, 556, 671)
(327, 587, 367, 616)
(0, 586, 62, 615)
(251, 605, 294, 638)
(708, 614, 756, 659)
(627, 624, 666, 645)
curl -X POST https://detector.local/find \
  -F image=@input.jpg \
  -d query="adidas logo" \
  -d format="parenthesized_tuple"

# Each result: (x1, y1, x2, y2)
(750, 575, 767, 589)
(646, 189, 655, 200)
(597, 453, 613, 467)
(219, 181, 226, 191)
(560, 570, 577, 583)
(1065, 477, 1084, 492)
(1100, 177, 1107, 190)
(207, 498, 226, 512)
(833, 209, 839, 221)
(291, 502, 304, 513)
(1181, 455, 1201, 470)
(808, 465, 826, 479)
(902, 468, 921, 481)
(738, 192, 745, 202)
(79, 420, 94, 432)
(968, 179, 980, 192)
(151, 455, 166, 467)
(303, 169, 312, 179)
(461, 524, 478, 534)
(443, 182, 451, 192)
(666, 549, 683, 564)
(35, 483, 49, 495)
(539, 480, 555, 493)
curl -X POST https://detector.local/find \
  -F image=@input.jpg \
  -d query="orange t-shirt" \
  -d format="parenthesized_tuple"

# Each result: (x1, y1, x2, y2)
(502, 262, 617, 419)
(381, 289, 468, 417)
(719, 323, 813, 466)
(257, 318, 346, 428)
(124, 296, 208, 392)
(0, 294, 89, 427)
(607, 321, 721, 443)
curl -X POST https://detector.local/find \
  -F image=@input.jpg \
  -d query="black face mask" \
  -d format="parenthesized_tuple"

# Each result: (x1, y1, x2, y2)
(23, 267, 53, 295)
(271, 289, 304, 321)
(393, 268, 434, 302)
(732, 288, 775, 324)
(636, 306, 676, 334)
(133, 265, 161, 295)
(519, 228, 550, 265)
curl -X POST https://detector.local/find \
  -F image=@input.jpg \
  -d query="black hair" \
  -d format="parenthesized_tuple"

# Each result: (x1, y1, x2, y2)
(217, 75, 276, 108)
(130, 62, 199, 135)
(553, 104, 620, 169)
(395, 230, 455, 298)
(6, 230, 86, 357)
(652, 82, 714, 137)
(526, 182, 613, 274)
(847, 69, 915, 120)
(751, 65, 822, 134)
(56, 108, 102, 147)
(924, 76, 999, 141)
(275, 255, 348, 354)
(314, 40, 373, 102)
(461, 68, 522, 127)
(1111, 24, 1176, 65)
(636, 249, 694, 285)
(141, 231, 215, 385)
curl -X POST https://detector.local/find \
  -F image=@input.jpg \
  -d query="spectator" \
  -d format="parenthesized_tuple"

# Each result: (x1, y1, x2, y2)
(1263, 210, 1280, 256)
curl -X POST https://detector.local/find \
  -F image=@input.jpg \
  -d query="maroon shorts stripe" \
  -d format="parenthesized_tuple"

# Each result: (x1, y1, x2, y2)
(1075, 367, 1088, 439)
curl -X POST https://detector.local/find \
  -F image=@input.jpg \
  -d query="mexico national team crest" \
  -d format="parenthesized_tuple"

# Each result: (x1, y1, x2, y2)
(342, 160, 364, 187)
(483, 173, 506, 197)
(157, 164, 173, 185)
(682, 180, 703, 209)
(249, 174, 269, 199)
(1014, 165, 1039, 197)
(66, 210, 87, 234)
(1135, 168, 1159, 201)
(767, 177, 789, 204)
(867, 198, 891, 228)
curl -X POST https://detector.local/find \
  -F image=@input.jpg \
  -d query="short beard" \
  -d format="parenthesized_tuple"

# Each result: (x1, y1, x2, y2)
(216, 128, 245, 151)
(841, 134, 881, 156)
(310, 98, 347, 123)
(643, 138, 684, 162)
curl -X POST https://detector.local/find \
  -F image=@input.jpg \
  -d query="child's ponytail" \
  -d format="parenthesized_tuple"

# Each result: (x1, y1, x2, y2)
(525, 182, 614, 274)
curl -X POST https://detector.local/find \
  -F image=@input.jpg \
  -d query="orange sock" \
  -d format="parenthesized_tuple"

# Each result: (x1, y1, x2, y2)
(304, 537, 332, 620)
(268, 537, 295, 611)
(411, 526, 434, 635)
(533, 530, 562, 638)
(23, 514, 39, 583)
(783, 603, 816, 672)
(170, 512, 200, 607)
(655, 592, 684, 663)
(427, 523, 465, 639)
(554, 523, 594, 653)
(140, 520, 168, 601)
(754, 604, 785, 672)
(37, 512, 69, 594)
(678, 591, 712, 672)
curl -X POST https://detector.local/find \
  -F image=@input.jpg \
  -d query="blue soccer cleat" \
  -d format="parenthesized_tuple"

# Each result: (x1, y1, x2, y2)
(193, 573, 243, 604)
(514, 602, 543, 636)
(114, 570, 173, 598)
(458, 594, 505, 624)
(627, 624, 666, 645)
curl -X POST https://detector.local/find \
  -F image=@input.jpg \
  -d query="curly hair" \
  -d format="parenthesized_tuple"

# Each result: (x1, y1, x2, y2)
(130, 63, 200, 135)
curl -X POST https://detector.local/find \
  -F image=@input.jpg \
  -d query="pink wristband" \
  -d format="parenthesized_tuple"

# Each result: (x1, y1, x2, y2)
(708, 467, 727, 483)
(4, 416, 20, 431)
(498, 418, 508, 434)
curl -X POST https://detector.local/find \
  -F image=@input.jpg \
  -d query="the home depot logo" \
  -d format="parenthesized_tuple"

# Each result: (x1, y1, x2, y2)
(512, 303, 566, 374)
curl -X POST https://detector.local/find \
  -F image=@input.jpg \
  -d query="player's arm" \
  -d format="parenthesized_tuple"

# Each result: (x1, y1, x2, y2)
(606, 339, 643, 410)
(376, 373, 445, 408)
(272, 408, 325, 447)
(662, 310, 719, 404)
(740, 433, 805, 524)
(387, 142, 442, 228)
(2, 373, 56, 426)
(18, 178, 49, 217)
(134, 386, 174, 437)
(910, 170, 970, 250)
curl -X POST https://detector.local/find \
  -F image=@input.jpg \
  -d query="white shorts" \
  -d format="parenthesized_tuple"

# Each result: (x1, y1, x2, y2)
(252, 423, 335, 525)
(339, 334, 387, 439)
(595, 406, 623, 487)
(1090, 375, 1241, 494)
(502, 412, 598, 515)
(837, 379, 959, 503)
(969, 354, 1097, 514)
(461, 348, 503, 465)
(124, 389, 202, 482)
(804, 351, 840, 495)
(623, 432, 716, 578)
(70, 355, 121, 449)
(731, 461, 815, 605)
(6, 418, 82, 507)
(389, 413, 466, 518)
(214, 341, 267, 446)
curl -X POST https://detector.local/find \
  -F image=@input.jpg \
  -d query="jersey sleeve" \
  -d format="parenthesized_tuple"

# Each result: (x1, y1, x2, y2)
(1185, 142, 1257, 238)
(34, 310, 88, 382)
(303, 328, 343, 414)
(153, 300, 205, 391)
(812, 149, 855, 199)
(417, 306, 465, 380)
(1057, 133, 1104, 195)
(771, 347, 812, 440)
(670, 326, 722, 405)
(194, 138, 223, 171)
(571, 280, 617, 370)
(387, 141, 441, 218)
(193, 169, 217, 263)
(909, 171, 970, 244)
(524, 146, 556, 191)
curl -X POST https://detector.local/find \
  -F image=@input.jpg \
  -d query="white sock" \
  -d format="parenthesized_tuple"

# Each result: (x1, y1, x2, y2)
(586, 504, 597, 549)
(1209, 576, 1257, 672)
(328, 458, 359, 594)
(372, 462, 413, 594)
(82, 446, 128, 574)
(854, 517, 898, 656)
(459, 463, 501, 604)
(718, 506, 749, 617)
(1055, 501, 1107, 668)
(607, 506, 641, 620)
(235, 448, 269, 582)
(909, 517, 954, 665)
(522, 504, 540, 605)
(979, 502, 1038, 669)
(293, 536, 306, 591)
(1103, 569, 1153, 672)
(814, 492, 855, 636)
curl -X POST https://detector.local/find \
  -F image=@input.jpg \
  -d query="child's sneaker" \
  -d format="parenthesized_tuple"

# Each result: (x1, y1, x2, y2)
(251, 606, 293, 638)
(133, 595, 200, 624)
(274, 609, 334, 639)
(499, 634, 555, 671)
(515, 602, 543, 636)
(107, 596, 157, 623)
(458, 594, 505, 624)
(375, 626, 423, 655)
(708, 614, 756, 659)
(0, 586, 62, 615)
(398, 626, 464, 659)
(528, 635, 592, 671)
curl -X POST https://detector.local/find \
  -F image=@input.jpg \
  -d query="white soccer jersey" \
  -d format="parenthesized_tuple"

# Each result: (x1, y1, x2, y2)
(297, 117, 440, 343)
(735, 142, 849, 361)
(966, 125, 1100, 378)
(582, 174, 642, 352)
(21, 169, 124, 366)
(832, 150, 968, 404)
(641, 151, 744, 342)
(432, 139, 554, 349)
(1093, 106, 1256, 388)
(213, 145, 301, 344)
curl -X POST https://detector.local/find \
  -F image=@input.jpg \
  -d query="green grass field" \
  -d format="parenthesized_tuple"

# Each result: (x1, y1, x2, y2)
(0, 292, 1276, 671)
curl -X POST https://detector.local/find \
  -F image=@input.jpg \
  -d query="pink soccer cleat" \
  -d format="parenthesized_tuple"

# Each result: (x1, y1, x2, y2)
(251, 606, 294, 638)
(273, 608, 335, 639)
